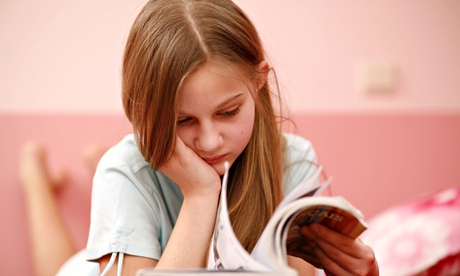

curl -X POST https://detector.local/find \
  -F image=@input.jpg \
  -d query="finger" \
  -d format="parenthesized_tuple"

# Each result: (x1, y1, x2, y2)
(309, 223, 362, 258)
(313, 233, 362, 274)
(313, 246, 353, 276)
(311, 224, 378, 275)
(301, 223, 359, 263)
(300, 225, 356, 273)
(160, 136, 221, 197)
(161, 137, 194, 172)
(298, 226, 319, 252)
(299, 225, 318, 241)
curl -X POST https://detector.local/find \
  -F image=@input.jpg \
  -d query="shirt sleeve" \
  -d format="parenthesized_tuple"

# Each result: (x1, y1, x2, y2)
(282, 133, 319, 197)
(86, 148, 163, 262)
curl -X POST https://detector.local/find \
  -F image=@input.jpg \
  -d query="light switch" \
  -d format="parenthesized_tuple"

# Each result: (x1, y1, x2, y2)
(356, 61, 397, 94)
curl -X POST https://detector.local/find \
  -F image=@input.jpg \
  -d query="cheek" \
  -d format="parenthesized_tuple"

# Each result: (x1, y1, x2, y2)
(176, 128, 192, 148)
(229, 112, 255, 149)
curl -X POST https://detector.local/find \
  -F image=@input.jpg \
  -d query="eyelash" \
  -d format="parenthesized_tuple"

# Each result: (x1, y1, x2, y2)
(220, 107, 240, 117)
(176, 107, 240, 126)
(176, 118, 191, 126)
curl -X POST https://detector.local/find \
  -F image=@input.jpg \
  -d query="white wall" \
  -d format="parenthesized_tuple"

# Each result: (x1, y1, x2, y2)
(1, 0, 459, 114)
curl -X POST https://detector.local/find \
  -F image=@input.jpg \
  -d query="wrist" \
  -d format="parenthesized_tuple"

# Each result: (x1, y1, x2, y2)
(181, 179, 222, 201)
(183, 191, 220, 209)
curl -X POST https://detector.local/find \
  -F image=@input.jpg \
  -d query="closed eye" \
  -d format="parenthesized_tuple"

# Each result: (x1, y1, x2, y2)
(219, 107, 240, 117)
(177, 117, 192, 126)
(177, 107, 240, 126)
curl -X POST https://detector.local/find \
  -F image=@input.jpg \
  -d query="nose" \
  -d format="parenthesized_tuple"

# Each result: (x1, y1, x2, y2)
(194, 121, 223, 153)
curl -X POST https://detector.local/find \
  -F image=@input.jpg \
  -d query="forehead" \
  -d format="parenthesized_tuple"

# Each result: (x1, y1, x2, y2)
(186, 61, 249, 85)
(178, 62, 252, 107)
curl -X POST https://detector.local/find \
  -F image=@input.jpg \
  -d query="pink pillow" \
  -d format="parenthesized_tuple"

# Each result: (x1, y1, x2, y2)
(414, 252, 460, 276)
(361, 186, 460, 276)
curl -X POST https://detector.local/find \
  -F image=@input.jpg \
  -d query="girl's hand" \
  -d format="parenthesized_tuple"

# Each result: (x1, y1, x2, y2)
(300, 223, 379, 276)
(160, 136, 222, 198)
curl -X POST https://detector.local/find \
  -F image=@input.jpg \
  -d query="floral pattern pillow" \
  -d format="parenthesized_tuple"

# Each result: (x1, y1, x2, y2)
(361, 186, 460, 276)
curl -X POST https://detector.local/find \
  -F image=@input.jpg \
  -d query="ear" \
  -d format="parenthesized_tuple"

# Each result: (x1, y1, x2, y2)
(255, 60, 270, 91)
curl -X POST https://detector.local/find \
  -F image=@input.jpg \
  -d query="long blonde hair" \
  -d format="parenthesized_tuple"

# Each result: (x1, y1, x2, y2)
(122, 0, 284, 252)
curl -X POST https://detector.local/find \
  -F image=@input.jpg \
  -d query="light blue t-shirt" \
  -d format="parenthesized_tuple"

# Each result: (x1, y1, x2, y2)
(85, 133, 317, 262)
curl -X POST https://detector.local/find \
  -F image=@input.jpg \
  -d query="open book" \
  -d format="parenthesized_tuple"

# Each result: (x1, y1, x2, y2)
(137, 165, 367, 276)
(206, 164, 368, 275)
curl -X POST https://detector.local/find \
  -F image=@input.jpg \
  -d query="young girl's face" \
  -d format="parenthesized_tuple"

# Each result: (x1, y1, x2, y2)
(176, 62, 259, 175)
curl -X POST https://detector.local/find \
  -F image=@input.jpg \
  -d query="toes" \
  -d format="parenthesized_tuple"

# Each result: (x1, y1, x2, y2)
(82, 144, 107, 173)
(19, 141, 65, 190)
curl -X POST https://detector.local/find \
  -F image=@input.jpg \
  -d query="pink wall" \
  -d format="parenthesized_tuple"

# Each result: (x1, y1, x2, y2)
(1, 113, 460, 275)
(238, 1, 460, 112)
(1, 1, 459, 113)
(290, 113, 460, 216)
(1, 113, 459, 275)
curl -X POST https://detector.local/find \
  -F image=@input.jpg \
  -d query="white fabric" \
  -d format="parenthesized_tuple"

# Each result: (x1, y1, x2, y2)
(56, 249, 99, 276)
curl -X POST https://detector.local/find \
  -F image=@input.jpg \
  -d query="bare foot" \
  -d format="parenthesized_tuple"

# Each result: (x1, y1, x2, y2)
(20, 141, 67, 193)
(82, 144, 108, 174)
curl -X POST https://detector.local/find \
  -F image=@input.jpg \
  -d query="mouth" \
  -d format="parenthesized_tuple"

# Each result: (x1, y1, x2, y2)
(202, 154, 226, 165)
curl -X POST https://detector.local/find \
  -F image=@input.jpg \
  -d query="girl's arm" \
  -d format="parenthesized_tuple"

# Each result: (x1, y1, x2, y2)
(99, 137, 221, 275)
(157, 136, 222, 267)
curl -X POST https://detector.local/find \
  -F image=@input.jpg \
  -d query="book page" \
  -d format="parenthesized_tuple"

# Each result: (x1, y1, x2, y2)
(207, 163, 273, 273)
(250, 167, 328, 273)
(251, 203, 299, 274)
(276, 167, 330, 211)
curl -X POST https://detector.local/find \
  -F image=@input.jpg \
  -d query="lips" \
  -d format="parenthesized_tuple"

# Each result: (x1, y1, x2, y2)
(202, 154, 226, 165)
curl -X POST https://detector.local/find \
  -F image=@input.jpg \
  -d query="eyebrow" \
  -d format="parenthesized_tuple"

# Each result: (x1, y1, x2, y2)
(178, 93, 245, 115)
(216, 93, 244, 109)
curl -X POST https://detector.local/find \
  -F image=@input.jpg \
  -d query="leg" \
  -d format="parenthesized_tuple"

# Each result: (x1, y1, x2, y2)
(20, 142, 76, 276)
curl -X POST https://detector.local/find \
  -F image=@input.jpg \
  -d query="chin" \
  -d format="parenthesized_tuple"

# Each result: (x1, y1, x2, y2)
(213, 164, 226, 177)
(213, 160, 234, 176)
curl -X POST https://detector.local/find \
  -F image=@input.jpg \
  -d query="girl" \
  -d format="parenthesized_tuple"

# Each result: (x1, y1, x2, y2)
(88, 0, 378, 274)
(23, 0, 379, 275)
